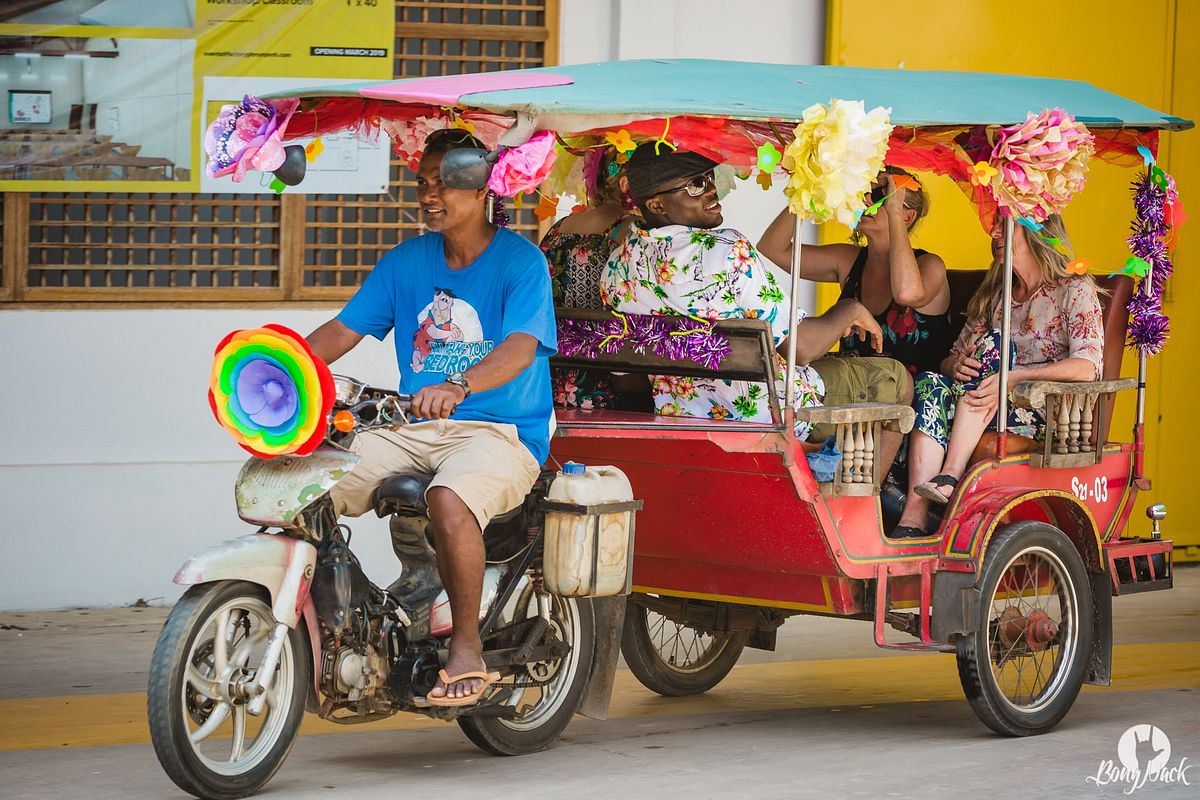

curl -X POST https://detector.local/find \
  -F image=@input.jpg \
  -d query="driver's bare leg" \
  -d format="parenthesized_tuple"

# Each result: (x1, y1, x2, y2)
(425, 486, 487, 700)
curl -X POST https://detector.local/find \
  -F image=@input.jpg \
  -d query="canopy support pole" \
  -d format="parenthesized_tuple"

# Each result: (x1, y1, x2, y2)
(996, 215, 1015, 459)
(784, 213, 804, 436)
(1134, 225, 1153, 484)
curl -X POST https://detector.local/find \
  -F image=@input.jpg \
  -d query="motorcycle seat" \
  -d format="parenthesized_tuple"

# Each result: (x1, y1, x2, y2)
(372, 473, 524, 524)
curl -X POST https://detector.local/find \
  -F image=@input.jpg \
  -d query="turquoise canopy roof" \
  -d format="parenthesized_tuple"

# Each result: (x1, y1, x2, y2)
(283, 59, 1191, 130)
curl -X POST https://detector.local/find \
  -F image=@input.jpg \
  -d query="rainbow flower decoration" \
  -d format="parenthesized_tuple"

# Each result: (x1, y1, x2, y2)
(208, 324, 334, 459)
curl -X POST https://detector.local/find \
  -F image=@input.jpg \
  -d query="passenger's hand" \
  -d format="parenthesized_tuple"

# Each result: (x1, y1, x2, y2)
(840, 300, 884, 353)
(882, 175, 905, 216)
(412, 382, 466, 420)
(946, 351, 982, 382)
(962, 374, 1001, 410)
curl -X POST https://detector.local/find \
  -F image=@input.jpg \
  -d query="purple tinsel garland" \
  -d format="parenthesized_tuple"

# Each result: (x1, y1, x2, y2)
(556, 314, 733, 371)
(1125, 169, 1176, 355)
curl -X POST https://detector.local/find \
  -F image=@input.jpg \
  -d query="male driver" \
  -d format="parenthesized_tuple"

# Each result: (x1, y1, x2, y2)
(602, 143, 911, 469)
(307, 129, 555, 705)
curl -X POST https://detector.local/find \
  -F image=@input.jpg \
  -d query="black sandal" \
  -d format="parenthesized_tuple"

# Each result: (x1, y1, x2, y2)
(914, 474, 958, 506)
(889, 525, 933, 540)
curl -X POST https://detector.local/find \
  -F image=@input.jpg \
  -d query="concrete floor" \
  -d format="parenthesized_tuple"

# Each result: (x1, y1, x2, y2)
(1, 567, 1197, 799)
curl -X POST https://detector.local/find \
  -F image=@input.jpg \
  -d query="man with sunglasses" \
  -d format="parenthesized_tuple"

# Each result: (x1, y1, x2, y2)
(305, 128, 556, 705)
(602, 143, 911, 461)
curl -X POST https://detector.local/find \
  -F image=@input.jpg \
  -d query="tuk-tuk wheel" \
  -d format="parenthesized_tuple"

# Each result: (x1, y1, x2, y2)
(621, 594, 747, 697)
(955, 521, 1093, 736)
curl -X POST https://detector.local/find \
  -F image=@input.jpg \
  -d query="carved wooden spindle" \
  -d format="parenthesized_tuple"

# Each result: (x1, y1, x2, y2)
(852, 421, 866, 483)
(1067, 394, 1083, 453)
(1054, 396, 1071, 454)
(861, 421, 875, 484)
(839, 423, 853, 484)
(1080, 394, 1094, 447)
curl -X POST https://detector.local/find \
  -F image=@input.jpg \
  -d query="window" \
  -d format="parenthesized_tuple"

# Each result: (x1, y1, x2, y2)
(0, 0, 558, 304)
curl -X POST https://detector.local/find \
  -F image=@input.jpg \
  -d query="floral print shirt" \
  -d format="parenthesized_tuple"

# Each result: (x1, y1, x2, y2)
(600, 222, 824, 437)
(540, 219, 620, 410)
(953, 277, 1105, 378)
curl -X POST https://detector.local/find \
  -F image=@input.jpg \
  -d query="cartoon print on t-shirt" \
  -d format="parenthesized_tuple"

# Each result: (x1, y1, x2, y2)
(411, 287, 492, 374)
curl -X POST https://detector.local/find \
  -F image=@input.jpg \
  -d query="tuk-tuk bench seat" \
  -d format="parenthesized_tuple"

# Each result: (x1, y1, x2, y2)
(552, 308, 917, 473)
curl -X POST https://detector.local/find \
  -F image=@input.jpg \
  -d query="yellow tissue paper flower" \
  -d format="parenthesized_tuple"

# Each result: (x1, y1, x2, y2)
(781, 99, 893, 225)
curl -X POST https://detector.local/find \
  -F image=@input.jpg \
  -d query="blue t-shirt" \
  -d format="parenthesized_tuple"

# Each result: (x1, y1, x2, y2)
(337, 228, 557, 463)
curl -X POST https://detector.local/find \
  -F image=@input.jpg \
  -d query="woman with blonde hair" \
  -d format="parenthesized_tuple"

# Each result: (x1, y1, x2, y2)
(891, 214, 1104, 538)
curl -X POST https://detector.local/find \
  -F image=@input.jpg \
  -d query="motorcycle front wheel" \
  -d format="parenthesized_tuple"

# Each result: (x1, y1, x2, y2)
(148, 581, 310, 800)
(458, 585, 594, 756)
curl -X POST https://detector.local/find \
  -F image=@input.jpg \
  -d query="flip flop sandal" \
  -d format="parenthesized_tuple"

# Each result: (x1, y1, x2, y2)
(423, 668, 503, 707)
(914, 474, 958, 506)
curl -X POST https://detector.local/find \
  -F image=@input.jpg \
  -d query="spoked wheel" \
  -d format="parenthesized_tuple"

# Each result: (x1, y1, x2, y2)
(148, 581, 310, 799)
(458, 579, 594, 756)
(956, 522, 1093, 736)
(621, 594, 747, 696)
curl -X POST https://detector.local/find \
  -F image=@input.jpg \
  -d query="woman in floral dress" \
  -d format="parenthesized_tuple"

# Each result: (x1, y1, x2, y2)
(891, 214, 1104, 537)
(539, 148, 636, 410)
(758, 167, 953, 376)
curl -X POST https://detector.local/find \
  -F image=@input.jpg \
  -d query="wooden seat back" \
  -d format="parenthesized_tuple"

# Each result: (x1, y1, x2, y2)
(550, 307, 778, 384)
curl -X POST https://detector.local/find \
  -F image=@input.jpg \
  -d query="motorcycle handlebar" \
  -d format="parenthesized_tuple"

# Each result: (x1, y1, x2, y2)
(336, 387, 414, 433)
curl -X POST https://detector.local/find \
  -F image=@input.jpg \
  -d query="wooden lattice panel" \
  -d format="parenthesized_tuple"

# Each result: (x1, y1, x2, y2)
(22, 193, 283, 301)
(2, 0, 557, 304)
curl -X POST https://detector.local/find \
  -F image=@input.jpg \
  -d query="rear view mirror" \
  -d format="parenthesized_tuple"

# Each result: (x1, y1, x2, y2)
(439, 148, 500, 190)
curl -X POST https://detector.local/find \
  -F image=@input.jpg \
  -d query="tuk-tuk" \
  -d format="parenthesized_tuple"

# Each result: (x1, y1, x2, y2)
(174, 58, 1189, 796)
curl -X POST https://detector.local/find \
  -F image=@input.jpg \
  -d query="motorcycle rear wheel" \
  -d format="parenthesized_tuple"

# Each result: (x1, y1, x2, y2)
(148, 581, 309, 800)
(458, 591, 594, 756)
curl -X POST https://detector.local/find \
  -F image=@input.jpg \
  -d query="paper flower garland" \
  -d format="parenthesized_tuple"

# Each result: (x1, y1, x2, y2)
(989, 108, 1095, 222)
(208, 324, 335, 459)
(781, 99, 893, 225)
(204, 96, 299, 183)
(487, 131, 558, 197)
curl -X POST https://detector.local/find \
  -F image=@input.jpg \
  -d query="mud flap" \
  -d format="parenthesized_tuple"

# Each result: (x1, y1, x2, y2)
(1085, 571, 1113, 686)
(577, 595, 627, 720)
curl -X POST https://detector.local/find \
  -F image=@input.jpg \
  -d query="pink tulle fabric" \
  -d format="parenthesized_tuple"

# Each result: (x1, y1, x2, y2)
(487, 131, 557, 196)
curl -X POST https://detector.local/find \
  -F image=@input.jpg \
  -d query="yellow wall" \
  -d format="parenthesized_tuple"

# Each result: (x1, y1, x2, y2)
(826, 0, 1198, 557)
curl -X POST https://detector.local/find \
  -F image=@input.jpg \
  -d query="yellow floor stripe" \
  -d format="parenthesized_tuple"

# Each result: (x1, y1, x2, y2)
(1, 641, 1196, 753)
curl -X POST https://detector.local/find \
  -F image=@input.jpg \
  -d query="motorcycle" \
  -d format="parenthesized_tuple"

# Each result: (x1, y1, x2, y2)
(148, 376, 623, 800)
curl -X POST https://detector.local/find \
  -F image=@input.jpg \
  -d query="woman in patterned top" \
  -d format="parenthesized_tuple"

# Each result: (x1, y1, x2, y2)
(892, 214, 1104, 537)
(758, 167, 953, 376)
(539, 148, 638, 410)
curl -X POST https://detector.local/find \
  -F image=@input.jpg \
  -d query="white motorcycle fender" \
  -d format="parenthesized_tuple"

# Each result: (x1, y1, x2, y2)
(174, 533, 317, 629)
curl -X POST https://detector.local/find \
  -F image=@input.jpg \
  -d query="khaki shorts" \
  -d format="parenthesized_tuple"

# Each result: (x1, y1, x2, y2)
(808, 355, 910, 442)
(330, 420, 541, 534)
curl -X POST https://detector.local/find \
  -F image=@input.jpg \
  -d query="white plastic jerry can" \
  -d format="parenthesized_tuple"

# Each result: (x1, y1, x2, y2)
(543, 462, 639, 597)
